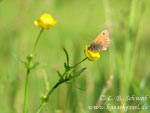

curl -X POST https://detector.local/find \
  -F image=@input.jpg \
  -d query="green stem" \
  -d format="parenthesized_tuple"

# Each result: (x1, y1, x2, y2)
(23, 69, 30, 113)
(23, 29, 44, 113)
(36, 102, 46, 113)
(36, 81, 62, 113)
(32, 28, 44, 54)
(71, 57, 88, 69)
(36, 57, 87, 113)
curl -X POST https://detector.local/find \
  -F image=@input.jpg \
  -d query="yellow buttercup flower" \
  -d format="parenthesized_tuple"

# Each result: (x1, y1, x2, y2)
(34, 13, 56, 30)
(84, 45, 100, 61)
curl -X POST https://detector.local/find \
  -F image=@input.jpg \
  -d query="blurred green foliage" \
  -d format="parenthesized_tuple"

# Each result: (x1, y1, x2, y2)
(0, 0, 150, 113)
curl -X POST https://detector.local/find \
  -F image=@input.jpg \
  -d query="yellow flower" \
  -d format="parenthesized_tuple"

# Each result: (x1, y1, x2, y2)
(34, 13, 56, 30)
(84, 45, 100, 61)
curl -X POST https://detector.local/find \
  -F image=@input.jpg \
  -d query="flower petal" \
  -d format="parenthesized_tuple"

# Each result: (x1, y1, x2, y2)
(84, 45, 100, 61)
(34, 13, 56, 30)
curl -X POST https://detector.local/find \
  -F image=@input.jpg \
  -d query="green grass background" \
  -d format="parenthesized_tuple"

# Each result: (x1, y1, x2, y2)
(0, 0, 150, 113)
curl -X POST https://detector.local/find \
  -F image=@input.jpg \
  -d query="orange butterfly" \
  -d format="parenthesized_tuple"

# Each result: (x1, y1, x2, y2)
(88, 30, 110, 52)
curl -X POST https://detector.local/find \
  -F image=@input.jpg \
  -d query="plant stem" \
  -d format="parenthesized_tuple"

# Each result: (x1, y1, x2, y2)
(32, 28, 44, 54)
(36, 81, 62, 113)
(36, 57, 87, 113)
(23, 28, 44, 113)
(23, 69, 30, 113)
(36, 102, 46, 113)
(71, 57, 88, 69)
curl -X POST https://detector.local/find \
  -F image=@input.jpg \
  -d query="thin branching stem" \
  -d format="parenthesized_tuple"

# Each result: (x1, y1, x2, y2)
(36, 57, 87, 113)
(23, 28, 44, 113)
(36, 81, 62, 113)
(71, 57, 88, 69)
(32, 28, 44, 54)
(23, 69, 30, 113)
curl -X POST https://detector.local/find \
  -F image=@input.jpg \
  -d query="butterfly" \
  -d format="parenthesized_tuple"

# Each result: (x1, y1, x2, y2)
(88, 30, 110, 52)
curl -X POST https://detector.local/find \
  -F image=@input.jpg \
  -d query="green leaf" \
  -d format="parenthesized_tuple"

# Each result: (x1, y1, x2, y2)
(64, 62, 71, 71)
(70, 67, 87, 78)
(65, 81, 85, 91)
(31, 62, 40, 69)
(63, 48, 69, 66)
(12, 54, 26, 64)
(64, 62, 67, 69)
(57, 70, 63, 80)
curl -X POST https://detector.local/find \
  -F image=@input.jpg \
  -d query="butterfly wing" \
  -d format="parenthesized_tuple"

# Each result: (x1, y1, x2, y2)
(90, 30, 110, 51)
